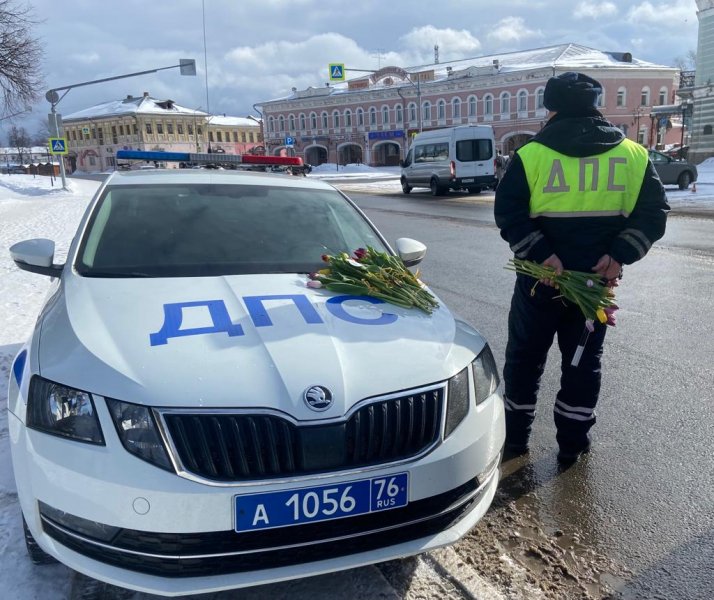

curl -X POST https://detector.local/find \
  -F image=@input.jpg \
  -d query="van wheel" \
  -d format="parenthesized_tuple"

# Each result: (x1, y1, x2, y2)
(401, 178, 412, 194)
(23, 516, 57, 565)
(467, 187, 482, 195)
(430, 178, 446, 196)
(677, 171, 692, 190)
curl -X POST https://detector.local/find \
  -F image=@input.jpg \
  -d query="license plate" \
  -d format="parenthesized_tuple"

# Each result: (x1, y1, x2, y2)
(234, 472, 408, 532)
(462, 178, 474, 183)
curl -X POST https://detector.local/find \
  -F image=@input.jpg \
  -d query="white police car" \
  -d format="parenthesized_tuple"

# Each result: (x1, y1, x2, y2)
(8, 151, 505, 596)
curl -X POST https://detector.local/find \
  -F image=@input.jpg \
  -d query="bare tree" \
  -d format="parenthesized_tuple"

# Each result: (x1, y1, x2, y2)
(0, 0, 43, 114)
(674, 50, 697, 71)
(9, 124, 31, 164)
(31, 120, 50, 146)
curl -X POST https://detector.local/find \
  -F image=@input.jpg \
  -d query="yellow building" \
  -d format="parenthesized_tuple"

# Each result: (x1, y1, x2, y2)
(62, 92, 262, 172)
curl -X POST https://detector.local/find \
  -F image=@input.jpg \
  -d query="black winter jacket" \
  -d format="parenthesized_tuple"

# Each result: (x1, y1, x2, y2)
(494, 112, 669, 272)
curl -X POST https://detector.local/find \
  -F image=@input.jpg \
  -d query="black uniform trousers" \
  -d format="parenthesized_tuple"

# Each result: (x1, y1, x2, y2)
(503, 275, 608, 452)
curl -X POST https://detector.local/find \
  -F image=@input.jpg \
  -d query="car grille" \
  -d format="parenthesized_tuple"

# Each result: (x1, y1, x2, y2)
(40, 477, 482, 578)
(160, 387, 444, 482)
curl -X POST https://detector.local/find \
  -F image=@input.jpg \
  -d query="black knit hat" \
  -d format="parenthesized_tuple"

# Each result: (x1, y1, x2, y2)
(543, 72, 602, 116)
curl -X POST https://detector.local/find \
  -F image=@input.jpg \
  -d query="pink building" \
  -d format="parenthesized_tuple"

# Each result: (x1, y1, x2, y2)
(257, 44, 682, 166)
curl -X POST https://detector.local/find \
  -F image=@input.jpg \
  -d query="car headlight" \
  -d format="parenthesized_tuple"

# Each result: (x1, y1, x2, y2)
(106, 399, 173, 471)
(27, 376, 105, 445)
(445, 367, 469, 438)
(472, 344, 499, 406)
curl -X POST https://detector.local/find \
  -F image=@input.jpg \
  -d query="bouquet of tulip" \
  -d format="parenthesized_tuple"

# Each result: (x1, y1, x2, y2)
(307, 247, 439, 314)
(506, 258, 618, 366)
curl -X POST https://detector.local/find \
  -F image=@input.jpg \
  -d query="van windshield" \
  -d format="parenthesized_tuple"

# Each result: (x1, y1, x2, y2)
(456, 139, 493, 162)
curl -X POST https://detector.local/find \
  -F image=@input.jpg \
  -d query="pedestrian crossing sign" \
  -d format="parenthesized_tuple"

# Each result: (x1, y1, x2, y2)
(329, 63, 345, 81)
(49, 138, 68, 155)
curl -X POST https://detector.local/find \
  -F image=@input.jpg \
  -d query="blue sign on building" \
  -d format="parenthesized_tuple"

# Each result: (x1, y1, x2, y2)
(368, 130, 405, 140)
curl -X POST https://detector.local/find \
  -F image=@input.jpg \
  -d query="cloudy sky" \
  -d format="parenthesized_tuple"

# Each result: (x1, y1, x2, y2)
(4, 0, 700, 135)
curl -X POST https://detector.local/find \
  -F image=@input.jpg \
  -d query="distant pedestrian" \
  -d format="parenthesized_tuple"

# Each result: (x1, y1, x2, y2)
(494, 72, 669, 465)
(495, 150, 506, 188)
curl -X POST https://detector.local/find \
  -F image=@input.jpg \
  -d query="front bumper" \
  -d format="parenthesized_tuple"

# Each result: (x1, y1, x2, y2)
(10, 389, 504, 596)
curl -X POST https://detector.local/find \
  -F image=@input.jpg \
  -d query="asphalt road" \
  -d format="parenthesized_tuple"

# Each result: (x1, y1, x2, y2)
(344, 187, 714, 600)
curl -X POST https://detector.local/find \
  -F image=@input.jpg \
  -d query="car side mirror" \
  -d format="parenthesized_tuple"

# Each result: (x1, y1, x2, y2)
(10, 238, 64, 277)
(396, 238, 427, 267)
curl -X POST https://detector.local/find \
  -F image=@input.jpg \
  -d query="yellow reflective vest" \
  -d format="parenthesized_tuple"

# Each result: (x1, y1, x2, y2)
(517, 139, 649, 218)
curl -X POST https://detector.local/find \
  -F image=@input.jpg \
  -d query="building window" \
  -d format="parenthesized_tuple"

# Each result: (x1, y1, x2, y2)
(133, 124, 138, 135)
(500, 92, 510, 115)
(536, 88, 545, 109)
(209, 131, 214, 142)
(310, 112, 317, 129)
(300, 114, 306, 130)
(71, 130, 77, 140)
(596, 87, 605, 107)
(409, 103, 416, 122)
(641, 87, 650, 107)
(167, 123, 174, 135)
(518, 90, 527, 112)
(382, 106, 389, 125)
(289, 115, 295, 131)
(345, 109, 352, 127)
(467, 96, 476, 117)
(422, 101, 431, 121)
(395, 104, 403, 124)
(278, 116, 285, 131)
(617, 87, 626, 107)
(321, 112, 328, 128)
(370, 107, 377, 126)
(484, 95, 493, 116)
(118, 125, 124, 136)
(659, 87, 668, 105)
(249, 132, 255, 142)
(145, 123, 152, 134)
(197, 125, 202, 135)
(217, 131, 222, 142)
(637, 127, 647, 145)
(357, 108, 364, 126)
(268, 116, 275, 132)
(188, 124, 194, 135)
(177, 123, 184, 135)
(157, 123, 164, 134)
(438, 99, 446, 120)
(704, 125, 713, 135)
(240, 131, 245, 142)
(333, 111, 340, 128)
(89, 156, 96, 166)
(452, 98, 461, 119)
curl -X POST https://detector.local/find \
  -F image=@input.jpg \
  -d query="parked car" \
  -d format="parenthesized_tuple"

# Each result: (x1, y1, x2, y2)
(8, 164, 505, 596)
(2, 164, 26, 174)
(649, 149, 697, 190)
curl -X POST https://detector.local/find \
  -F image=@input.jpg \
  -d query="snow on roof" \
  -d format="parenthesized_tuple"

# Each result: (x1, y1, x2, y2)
(208, 115, 261, 127)
(0, 146, 57, 154)
(288, 43, 676, 100)
(63, 95, 210, 121)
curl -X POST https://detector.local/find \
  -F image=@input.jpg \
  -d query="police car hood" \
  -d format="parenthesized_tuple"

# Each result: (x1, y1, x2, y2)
(38, 274, 482, 419)
(533, 113, 624, 157)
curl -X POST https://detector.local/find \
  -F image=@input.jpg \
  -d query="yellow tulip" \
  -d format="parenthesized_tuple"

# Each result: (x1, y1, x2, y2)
(318, 268, 331, 275)
(596, 308, 607, 323)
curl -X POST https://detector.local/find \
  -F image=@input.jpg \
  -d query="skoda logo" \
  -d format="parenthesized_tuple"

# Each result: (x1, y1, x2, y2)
(304, 385, 333, 411)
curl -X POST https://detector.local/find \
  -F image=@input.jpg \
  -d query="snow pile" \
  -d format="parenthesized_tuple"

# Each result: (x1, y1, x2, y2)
(0, 175, 100, 600)
(308, 163, 401, 179)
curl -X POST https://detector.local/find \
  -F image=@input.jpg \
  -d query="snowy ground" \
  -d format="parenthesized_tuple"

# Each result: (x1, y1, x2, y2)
(0, 162, 712, 599)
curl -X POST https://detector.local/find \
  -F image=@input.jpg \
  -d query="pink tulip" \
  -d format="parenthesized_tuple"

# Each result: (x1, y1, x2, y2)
(354, 247, 367, 260)
(306, 280, 322, 289)
(604, 305, 619, 327)
(321, 254, 330, 263)
(586, 279, 594, 288)
(585, 319, 595, 333)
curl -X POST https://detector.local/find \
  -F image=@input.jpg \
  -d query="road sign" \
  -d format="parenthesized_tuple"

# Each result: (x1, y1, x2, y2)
(285, 136, 294, 147)
(329, 63, 345, 81)
(82, 127, 90, 135)
(48, 113, 63, 137)
(48, 138, 68, 155)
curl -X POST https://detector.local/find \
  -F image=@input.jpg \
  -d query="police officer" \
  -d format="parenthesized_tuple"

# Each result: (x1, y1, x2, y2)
(494, 72, 669, 464)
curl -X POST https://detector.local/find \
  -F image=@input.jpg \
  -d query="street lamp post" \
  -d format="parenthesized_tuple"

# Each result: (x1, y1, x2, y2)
(45, 59, 196, 189)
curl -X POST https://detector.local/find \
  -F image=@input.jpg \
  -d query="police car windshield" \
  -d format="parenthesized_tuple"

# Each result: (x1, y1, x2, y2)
(75, 183, 388, 277)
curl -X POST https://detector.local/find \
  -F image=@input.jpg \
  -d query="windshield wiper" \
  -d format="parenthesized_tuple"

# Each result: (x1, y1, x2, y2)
(79, 270, 154, 278)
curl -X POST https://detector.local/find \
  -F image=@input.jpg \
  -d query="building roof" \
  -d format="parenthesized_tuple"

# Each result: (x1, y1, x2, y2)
(209, 116, 261, 128)
(260, 43, 677, 105)
(63, 94, 209, 121)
